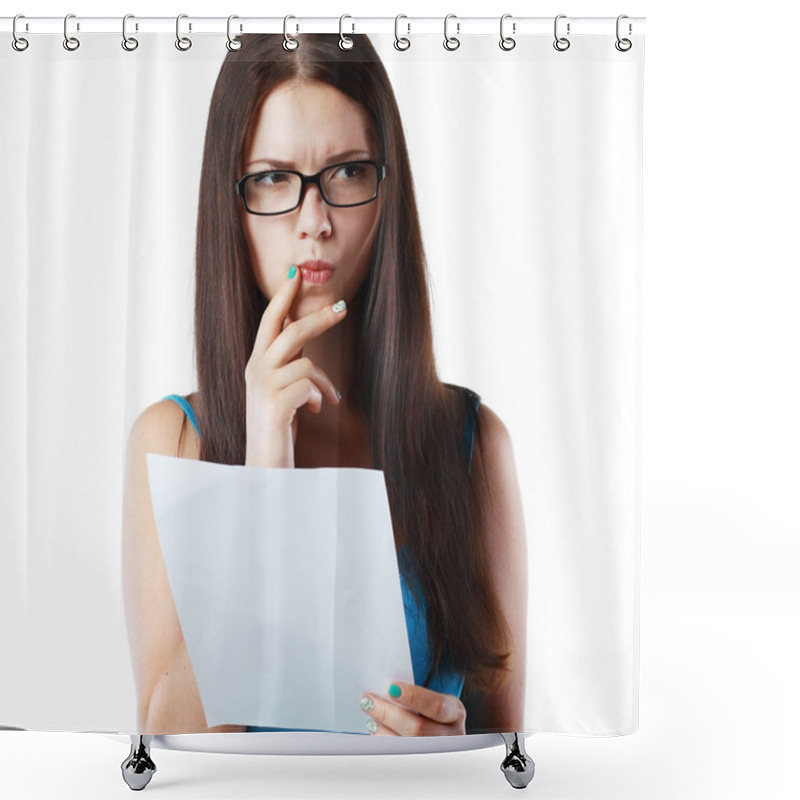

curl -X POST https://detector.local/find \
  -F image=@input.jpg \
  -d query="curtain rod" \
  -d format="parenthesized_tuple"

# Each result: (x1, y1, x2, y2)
(1, 16, 646, 37)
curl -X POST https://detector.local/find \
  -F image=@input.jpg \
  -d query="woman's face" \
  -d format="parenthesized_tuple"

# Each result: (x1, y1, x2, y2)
(241, 79, 383, 320)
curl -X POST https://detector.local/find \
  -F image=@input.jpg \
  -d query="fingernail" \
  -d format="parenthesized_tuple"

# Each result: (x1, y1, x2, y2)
(365, 718, 377, 734)
(360, 696, 374, 712)
(388, 684, 402, 699)
(335, 388, 342, 401)
(288, 265, 297, 279)
(332, 299, 346, 314)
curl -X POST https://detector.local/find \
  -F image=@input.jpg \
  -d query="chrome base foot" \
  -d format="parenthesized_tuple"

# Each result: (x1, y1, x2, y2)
(121, 735, 156, 791)
(500, 732, 535, 789)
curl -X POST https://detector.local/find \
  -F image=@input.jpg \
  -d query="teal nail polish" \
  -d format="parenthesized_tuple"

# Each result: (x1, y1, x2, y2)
(388, 684, 401, 699)
(288, 265, 297, 279)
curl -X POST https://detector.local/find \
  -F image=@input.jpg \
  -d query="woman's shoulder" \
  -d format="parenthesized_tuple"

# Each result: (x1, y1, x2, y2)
(475, 402, 510, 449)
(127, 392, 201, 460)
(470, 399, 515, 495)
(443, 382, 481, 402)
(441, 382, 510, 455)
(443, 382, 506, 426)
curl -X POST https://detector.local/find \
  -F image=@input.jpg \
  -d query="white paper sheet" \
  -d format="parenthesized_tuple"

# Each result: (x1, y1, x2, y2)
(146, 454, 414, 733)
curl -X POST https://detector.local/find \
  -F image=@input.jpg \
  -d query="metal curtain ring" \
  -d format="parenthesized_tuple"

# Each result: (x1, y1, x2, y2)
(443, 14, 460, 51)
(553, 14, 570, 51)
(175, 14, 192, 51)
(227, 15, 242, 51)
(12, 14, 29, 51)
(339, 15, 355, 50)
(394, 15, 410, 50)
(499, 14, 516, 51)
(63, 13, 80, 51)
(283, 15, 299, 50)
(615, 15, 632, 51)
(122, 14, 139, 51)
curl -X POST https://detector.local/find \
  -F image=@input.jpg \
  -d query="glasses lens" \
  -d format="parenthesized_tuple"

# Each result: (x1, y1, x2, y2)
(320, 162, 379, 206)
(244, 171, 303, 215)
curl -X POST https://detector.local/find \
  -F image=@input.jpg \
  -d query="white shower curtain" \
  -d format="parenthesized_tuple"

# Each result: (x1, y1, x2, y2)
(1, 20, 643, 736)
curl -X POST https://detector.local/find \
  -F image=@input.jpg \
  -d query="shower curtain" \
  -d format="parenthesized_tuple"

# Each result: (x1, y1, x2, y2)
(0, 17, 644, 739)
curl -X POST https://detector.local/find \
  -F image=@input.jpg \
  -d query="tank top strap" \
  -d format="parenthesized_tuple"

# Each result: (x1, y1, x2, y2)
(443, 382, 481, 475)
(163, 394, 201, 439)
(462, 387, 481, 475)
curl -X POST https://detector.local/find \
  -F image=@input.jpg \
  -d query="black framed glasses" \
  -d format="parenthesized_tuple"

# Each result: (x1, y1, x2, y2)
(235, 160, 385, 216)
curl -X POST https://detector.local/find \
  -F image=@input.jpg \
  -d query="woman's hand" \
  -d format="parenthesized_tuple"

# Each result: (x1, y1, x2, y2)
(359, 681, 467, 736)
(244, 266, 347, 468)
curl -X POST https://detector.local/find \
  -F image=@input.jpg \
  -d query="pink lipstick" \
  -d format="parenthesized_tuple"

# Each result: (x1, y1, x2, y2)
(297, 259, 334, 285)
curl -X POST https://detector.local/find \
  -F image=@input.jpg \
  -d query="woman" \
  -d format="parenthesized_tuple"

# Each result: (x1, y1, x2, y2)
(122, 33, 527, 736)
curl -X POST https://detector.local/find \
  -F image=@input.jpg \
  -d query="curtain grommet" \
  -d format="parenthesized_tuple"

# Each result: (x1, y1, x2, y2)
(226, 15, 242, 51)
(339, 15, 355, 50)
(553, 14, 570, 52)
(615, 15, 632, 51)
(63, 13, 80, 51)
(12, 14, 29, 51)
(443, 14, 460, 51)
(175, 14, 192, 51)
(121, 14, 139, 52)
(283, 15, 299, 51)
(394, 15, 411, 51)
(499, 14, 516, 51)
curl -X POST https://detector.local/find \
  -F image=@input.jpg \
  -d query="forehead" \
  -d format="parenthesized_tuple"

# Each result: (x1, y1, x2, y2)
(246, 80, 374, 164)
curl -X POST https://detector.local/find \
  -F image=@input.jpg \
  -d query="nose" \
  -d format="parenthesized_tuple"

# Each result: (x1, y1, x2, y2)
(296, 183, 332, 239)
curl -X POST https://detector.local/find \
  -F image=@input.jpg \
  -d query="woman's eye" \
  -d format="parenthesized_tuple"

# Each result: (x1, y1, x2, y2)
(254, 171, 291, 187)
(332, 162, 367, 181)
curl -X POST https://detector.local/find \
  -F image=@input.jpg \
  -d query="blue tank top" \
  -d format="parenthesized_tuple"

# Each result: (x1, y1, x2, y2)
(163, 384, 480, 730)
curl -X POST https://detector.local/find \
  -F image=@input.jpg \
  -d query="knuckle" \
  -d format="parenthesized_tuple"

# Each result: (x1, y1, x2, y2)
(301, 378, 320, 398)
(411, 714, 426, 736)
(246, 363, 272, 390)
(245, 363, 262, 388)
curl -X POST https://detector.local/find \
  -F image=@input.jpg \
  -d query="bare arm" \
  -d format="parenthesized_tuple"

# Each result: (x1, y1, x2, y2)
(463, 403, 528, 733)
(121, 400, 245, 734)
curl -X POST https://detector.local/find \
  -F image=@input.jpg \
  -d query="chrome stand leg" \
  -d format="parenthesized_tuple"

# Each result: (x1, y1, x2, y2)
(121, 735, 157, 791)
(500, 732, 535, 789)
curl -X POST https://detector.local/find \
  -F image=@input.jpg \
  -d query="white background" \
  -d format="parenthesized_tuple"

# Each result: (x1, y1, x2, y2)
(1, 2, 798, 800)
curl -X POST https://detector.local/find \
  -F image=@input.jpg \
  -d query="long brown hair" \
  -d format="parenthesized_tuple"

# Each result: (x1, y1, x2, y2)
(194, 34, 509, 692)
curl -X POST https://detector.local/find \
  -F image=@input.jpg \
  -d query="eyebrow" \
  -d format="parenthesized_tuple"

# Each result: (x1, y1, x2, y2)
(245, 150, 372, 171)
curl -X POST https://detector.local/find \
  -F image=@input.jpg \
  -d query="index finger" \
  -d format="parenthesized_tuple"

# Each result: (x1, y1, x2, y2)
(384, 681, 463, 725)
(251, 265, 303, 360)
(265, 298, 348, 368)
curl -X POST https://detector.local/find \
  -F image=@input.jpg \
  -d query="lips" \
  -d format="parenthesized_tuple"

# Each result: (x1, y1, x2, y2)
(297, 259, 334, 285)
